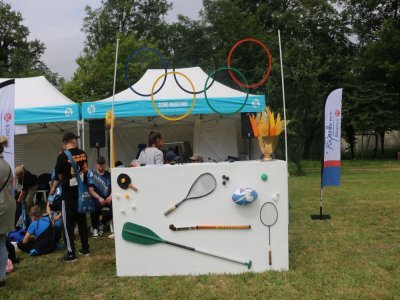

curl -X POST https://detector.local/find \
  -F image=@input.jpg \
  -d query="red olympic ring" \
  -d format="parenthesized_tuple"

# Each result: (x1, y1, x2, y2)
(227, 38, 272, 89)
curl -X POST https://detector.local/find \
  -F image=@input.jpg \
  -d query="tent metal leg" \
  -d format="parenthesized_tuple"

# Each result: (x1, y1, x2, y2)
(82, 118, 85, 151)
(77, 120, 81, 148)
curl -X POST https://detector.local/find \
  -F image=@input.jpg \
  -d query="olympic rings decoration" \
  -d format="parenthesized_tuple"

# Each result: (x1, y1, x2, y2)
(124, 38, 271, 121)
(172, 65, 216, 95)
(124, 47, 168, 97)
(227, 38, 272, 89)
(204, 67, 249, 115)
(151, 71, 197, 121)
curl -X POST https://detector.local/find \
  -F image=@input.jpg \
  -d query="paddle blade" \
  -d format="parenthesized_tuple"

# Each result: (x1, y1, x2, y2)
(122, 222, 165, 245)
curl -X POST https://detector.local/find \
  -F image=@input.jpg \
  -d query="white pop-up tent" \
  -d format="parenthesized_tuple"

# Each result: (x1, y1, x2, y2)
(0, 76, 81, 174)
(81, 67, 265, 163)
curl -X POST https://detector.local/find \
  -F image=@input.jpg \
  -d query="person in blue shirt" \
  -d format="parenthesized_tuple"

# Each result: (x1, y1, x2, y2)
(17, 205, 56, 256)
(87, 156, 112, 237)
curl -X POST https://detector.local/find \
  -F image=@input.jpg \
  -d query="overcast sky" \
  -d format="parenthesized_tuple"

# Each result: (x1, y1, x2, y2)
(5, 0, 203, 80)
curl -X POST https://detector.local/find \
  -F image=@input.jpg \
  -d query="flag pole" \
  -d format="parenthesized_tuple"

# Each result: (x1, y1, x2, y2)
(110, 38, 119, 168)
(310, 89, 344, 221)
(278, 30, 290, 224)
(319, 187, 324, 219)
(312, 97, 329, 220)
(278, 30, 288, 165)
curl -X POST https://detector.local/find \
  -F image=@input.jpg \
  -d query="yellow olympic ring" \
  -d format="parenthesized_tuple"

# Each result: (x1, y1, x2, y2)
(151, 71, 196, 121)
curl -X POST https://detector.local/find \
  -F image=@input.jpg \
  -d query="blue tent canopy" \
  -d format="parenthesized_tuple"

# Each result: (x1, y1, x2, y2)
(81, 67, 265, 119)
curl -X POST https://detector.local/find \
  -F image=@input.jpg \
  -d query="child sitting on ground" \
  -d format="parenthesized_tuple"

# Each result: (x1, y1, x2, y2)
(17, 205, 58, 256)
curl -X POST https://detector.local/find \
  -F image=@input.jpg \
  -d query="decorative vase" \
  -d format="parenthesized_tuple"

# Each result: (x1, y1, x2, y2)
(258, 136, 279, 161)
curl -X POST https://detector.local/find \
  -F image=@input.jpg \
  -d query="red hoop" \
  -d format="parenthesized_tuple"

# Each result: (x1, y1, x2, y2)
(227, 38, 272, 89)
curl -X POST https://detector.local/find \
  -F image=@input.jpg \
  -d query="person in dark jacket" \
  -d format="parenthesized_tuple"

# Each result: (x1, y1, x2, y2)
(54, 132, 90, 262)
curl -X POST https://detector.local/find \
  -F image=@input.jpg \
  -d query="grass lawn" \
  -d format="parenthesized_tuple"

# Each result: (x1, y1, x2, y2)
(2, 161, 400, 299)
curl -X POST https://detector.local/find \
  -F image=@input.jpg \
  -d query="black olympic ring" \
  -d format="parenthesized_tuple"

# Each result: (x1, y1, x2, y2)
(124, 47, 168, 97)
(172, 65, 216, 95)
(170, 52, 216, 95)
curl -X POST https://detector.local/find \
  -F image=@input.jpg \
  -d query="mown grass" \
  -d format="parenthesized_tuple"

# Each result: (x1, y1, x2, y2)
(2, 161, 400, 299)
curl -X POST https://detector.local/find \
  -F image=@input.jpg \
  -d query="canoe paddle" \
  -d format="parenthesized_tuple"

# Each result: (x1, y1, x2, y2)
(122, 222, 252, 269)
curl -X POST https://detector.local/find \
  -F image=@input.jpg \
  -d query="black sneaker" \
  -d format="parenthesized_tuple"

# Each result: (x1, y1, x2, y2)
(0, 281, 5, 288)
(61, 253, 77, 262)
(98, 223, 104, 236)
(12, 257, 20, 264)
(79, 249, 90, 256)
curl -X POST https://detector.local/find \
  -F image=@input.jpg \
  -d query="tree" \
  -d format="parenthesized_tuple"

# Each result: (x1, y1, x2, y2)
(341, 1, 400, 157)
(62, 35, 166, 102)
(160, 16, 216, 72)
(0, 1, 57, 81)
(63, 0, 172, 101)
(339, 0, 399, 45)
(196, 0, 352, 172)
(82, 0, 171, 56)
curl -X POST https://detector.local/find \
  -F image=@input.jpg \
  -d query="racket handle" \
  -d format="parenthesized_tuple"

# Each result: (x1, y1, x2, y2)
(268, 250, 272, 266)
(164, 205, 176, 216)
(129, 184, 138, 192)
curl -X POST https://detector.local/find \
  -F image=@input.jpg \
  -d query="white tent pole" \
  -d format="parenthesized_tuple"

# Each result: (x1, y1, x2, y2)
(82, 118, 85, 151)
(110, 38, 120, 168)
(278, 30, 291, 225)
(278, 30, 288, 164)
(76, 120, 82, 149)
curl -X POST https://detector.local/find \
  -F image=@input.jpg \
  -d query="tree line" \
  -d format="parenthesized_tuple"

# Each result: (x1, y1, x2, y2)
(1, 0, 399, 171)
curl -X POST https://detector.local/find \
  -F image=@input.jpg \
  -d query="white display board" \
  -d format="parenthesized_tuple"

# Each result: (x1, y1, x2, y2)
(112, 160, 289, 276)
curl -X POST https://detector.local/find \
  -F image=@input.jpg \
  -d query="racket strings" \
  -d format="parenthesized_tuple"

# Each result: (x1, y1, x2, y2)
(187, 173, 216, 198)
(260, 203, 278, 226)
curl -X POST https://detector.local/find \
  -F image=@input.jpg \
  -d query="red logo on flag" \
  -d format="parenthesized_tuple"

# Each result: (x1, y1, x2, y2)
(335, 110, 340, 117)
(3, 113, 12, 122)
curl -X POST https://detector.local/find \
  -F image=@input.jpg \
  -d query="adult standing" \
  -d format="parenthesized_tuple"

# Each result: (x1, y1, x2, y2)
(15, 165, 37, 216)
(55, 132, 90, 262)
(0, 136, 16, 288)
(137, 131, 164, 165)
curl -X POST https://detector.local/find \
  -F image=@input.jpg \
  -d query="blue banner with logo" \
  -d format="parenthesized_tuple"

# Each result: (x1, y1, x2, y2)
(321, 88, 343, 187)
(81, 96, 265, 119)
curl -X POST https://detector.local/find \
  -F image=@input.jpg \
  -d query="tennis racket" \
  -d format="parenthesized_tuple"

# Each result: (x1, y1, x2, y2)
(260, 202, 278, 266)
(164, 173, 217, 216)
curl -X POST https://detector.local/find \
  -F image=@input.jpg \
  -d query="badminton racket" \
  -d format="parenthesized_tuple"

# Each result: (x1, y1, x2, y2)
(164, 173, 217, 216)
(260, 202, 278, 266)
(169, 224, 251, 231)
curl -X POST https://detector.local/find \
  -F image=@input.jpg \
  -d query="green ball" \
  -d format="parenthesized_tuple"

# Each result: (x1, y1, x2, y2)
(261, 173, 268, 181)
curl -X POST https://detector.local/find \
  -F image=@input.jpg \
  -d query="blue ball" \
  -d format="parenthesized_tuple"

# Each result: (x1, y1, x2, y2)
(232, 188, 258, 205)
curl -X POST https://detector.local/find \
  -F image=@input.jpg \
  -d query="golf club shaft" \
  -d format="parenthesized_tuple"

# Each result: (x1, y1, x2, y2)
(165, 240, 252, 269)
